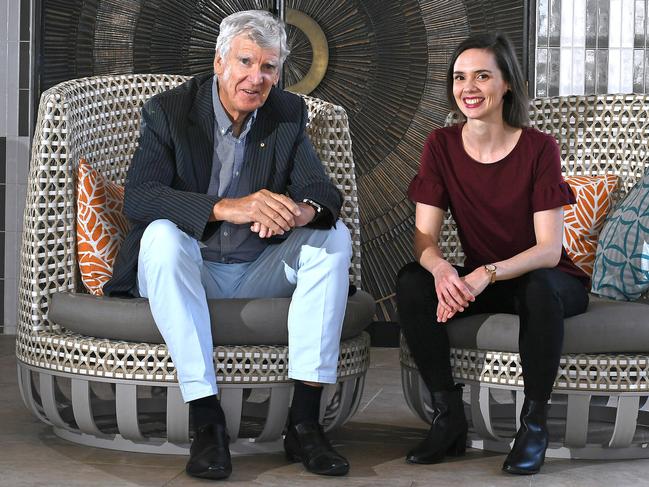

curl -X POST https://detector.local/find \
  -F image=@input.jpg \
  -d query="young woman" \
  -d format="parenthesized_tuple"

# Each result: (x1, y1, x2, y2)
(397, 33, 590, 475)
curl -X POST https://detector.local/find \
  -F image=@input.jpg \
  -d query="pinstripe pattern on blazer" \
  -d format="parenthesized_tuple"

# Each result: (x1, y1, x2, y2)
(104, 73, 343, 297)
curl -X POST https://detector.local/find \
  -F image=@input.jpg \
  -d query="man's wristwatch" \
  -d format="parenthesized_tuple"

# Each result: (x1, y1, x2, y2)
(484, 264, 497, 284)
(301, 198, 323, 219)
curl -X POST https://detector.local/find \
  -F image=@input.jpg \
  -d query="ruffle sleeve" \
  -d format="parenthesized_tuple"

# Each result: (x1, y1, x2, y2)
(531, 180, 576, 212)
(407, 130, 450, 210)
(531, 135, 576, 212)
(407, 175, 449, 211)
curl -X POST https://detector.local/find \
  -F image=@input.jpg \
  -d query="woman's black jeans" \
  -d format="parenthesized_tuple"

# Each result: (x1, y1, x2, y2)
(396, 262, 589, 402)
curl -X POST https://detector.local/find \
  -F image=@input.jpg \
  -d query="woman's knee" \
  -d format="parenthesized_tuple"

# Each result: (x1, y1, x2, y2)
(519, 269, 559, 292)
(396, 262, 437, 310)
(516, 269, 563, 312)
(397, 262, 432, 290)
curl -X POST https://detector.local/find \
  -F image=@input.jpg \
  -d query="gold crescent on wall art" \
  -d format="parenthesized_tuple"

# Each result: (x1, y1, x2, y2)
(284, 9, 329, 94)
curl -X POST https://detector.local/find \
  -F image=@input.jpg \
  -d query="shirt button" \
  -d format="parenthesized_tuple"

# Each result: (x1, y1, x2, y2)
(235, 171, 239, 176)
(223, 231, 229, 237)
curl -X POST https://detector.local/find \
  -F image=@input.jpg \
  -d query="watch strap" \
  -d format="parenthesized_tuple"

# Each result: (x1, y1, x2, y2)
(484, 264, 497, 284)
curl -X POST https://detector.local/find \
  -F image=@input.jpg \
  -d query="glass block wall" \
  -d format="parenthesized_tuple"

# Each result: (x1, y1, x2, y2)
(536, 0, 649, 96)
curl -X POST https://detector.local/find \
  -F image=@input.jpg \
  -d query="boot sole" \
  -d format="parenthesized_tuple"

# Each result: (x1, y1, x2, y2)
(502, 456, 544, 476)
(405, 450, 466, 465)
(406, 456, 445, 465)
(405, 432, 467, 464)
(502, 465, 540, 475)
(502, 446, 546, 475)
(186, 465, 232, 480)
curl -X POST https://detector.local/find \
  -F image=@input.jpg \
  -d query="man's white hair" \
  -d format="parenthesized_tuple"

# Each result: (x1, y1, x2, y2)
(215, 10, 290, 67)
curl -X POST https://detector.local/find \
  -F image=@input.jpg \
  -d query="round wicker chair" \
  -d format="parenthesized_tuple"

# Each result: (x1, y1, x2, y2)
(401, 94, 649, 459)
(16, 74, 372, 454)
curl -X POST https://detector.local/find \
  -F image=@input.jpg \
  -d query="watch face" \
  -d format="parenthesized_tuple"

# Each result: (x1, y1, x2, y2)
(485, 264, 496, 272)
(303, 199, 322, 213)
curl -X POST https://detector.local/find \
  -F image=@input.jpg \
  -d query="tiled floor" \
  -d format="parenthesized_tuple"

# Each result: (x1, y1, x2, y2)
(2, 335, 649, 486)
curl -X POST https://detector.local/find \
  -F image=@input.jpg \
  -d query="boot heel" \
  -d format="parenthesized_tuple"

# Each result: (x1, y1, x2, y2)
(446, 432, 467, 456)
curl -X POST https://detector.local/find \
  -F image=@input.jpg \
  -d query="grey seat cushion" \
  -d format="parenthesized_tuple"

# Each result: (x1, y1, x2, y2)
(49, 290, 375, 345)
(445, 295, 649, 353)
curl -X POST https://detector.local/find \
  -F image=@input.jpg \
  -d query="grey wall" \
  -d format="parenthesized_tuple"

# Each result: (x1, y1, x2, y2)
(0, 0, 35, 335)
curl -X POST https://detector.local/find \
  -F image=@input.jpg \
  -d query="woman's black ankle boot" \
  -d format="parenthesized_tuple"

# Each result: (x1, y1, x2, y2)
(406, 384, 468, 464)
(502, 398, 549, 475)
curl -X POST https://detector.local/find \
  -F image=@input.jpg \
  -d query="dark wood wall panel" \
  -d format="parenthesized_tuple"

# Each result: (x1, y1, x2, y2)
(464, 0, 528, 72)
(39, 0, 528, 314)
(40, 0, 99, 88)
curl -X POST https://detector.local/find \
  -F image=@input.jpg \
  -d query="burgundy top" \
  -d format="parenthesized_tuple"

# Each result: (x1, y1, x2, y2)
(408, 124, 590, 286)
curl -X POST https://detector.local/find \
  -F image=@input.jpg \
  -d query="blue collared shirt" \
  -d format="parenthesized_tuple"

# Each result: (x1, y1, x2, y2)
(201, 76, 267, 263)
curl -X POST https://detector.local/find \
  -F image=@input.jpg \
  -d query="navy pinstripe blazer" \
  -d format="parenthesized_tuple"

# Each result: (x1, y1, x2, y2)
(104, 73, 343, 297)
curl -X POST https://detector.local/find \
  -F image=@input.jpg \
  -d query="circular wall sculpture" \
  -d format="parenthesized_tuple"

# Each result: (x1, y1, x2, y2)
(283, 9, 329, 94)
(40, 0, 524, 317)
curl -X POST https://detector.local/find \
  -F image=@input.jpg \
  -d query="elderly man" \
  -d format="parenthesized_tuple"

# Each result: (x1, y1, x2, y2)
(104, 10, 352, 480)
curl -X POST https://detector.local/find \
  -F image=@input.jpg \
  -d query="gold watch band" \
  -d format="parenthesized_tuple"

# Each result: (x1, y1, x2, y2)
(484, 264, 497, 284)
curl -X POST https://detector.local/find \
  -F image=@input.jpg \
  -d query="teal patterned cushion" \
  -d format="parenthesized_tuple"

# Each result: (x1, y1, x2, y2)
(591, 171, 649, 300)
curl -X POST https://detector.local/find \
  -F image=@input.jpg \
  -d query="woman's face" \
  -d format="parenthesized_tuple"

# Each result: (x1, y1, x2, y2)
(452, 48, 510, 123)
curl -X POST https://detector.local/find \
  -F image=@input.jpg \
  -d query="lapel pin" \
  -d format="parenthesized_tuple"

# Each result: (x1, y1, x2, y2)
(260, 142, 266, 148)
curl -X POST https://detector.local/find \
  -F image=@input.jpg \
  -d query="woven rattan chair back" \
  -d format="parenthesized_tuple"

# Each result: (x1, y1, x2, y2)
(19, 74, 361, 337)
(16, 75, 370, 453)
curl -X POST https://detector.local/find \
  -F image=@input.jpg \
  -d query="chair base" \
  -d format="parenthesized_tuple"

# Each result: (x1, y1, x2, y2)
(467, 438, 649, 460)
(401, 351, 649, 460)
(52, 427, 286, 455)
(17, 333, 370, 455)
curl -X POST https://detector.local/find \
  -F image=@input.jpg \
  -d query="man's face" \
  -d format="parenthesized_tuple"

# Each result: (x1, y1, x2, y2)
(214, 34, 281, 123)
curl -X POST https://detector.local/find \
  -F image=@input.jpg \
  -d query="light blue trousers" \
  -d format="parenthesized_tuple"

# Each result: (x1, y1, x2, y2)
(137, 219, 352, 402)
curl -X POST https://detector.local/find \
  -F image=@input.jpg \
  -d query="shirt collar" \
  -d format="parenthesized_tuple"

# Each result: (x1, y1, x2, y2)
(212, 75, 257, 137)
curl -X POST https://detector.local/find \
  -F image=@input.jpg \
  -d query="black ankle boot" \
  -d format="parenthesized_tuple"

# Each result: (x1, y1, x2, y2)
(406, 384, 468, 464)
(502, 398, 549, 475)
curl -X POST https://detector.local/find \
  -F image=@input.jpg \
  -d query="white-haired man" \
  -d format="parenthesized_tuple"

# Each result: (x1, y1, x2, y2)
(105, 9, 352, 480)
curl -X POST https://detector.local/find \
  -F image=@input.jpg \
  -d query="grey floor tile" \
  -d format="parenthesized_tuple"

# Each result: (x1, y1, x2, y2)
(0, 335, 16, 358)
(353, 390, 425, 429)
(0, 359, 19, 386)
(0, 461, 183, 487)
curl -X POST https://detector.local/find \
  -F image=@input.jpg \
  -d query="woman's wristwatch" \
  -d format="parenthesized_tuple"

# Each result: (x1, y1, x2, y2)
(483, 264, 497, 284)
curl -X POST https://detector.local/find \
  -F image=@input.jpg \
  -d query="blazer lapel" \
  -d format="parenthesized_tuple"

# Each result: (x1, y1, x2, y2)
(187, 77, 215, 193)
(245, 103, 278, 191)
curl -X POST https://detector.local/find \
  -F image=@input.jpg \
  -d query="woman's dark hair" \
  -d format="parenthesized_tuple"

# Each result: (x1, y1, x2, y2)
(446, 32, 529, 127)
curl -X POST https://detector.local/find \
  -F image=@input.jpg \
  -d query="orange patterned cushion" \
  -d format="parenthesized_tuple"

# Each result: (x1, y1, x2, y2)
(77, 159, 130, 295)
(563, 174, 618, 276)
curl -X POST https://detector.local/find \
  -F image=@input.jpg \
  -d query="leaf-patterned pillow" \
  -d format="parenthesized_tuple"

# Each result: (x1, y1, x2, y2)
(591, 171, 649, 300)
(563, 174, 619, 277)
(76, 159, 130, 295)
